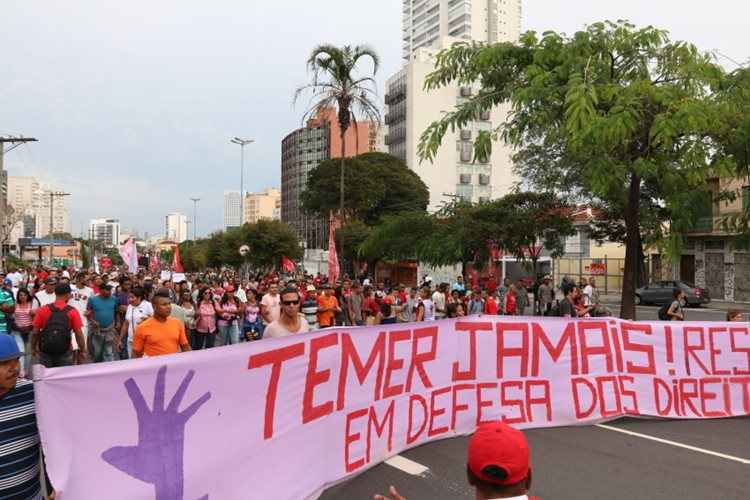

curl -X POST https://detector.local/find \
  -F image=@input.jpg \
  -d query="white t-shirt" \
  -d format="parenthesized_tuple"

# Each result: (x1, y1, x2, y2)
(432, 291, 446, 318)
(69, 285, 94, 322)
(234, 288, 247, 304)
(126, 301, 154, 341)
(583, 285, 594, 306)
(264, 316, 310, 338)
(420, 298, 435, 321)
(7, 272, 22, 287)
(261, 293, 281, 324)
(62, 270, 70, 279)
(33, 290, 56, 310)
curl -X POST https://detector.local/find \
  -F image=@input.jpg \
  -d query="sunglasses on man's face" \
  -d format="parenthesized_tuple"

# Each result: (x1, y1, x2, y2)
(282, 300, 300, 306)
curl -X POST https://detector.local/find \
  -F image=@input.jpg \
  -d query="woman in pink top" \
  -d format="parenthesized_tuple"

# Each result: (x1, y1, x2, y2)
(13, 288, 35, 377)
(193, 288, 218, 350)
(215, 292, 240, 346)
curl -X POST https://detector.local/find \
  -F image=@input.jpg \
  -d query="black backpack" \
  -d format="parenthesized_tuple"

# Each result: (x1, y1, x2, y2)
(40, 304, 73, 355)
(657, 303, 670, 321)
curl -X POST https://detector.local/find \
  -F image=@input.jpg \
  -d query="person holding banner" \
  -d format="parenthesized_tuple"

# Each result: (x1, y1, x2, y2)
(263, 287, 309, 338)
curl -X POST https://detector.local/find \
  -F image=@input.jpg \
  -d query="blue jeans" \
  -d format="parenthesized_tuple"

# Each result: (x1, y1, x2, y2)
(242, 319, 264, 341)
(217, 323, 239, 346)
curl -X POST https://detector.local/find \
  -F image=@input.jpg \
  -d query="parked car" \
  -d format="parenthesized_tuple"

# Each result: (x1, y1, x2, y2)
(635, 280, 710, 307)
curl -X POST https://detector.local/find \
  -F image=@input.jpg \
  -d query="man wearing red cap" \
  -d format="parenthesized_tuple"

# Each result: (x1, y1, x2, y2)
(375, 421, 536, 500)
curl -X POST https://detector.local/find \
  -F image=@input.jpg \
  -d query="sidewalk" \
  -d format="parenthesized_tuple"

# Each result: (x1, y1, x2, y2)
(599, 293, 750, 311)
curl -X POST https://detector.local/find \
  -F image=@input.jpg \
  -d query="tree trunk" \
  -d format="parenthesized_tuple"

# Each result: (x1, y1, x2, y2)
(339, 128, 347, 276)
(620, 172, 641, 320)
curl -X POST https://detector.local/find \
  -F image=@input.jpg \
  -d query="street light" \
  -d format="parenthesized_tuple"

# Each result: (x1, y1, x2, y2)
(189, 197, 200, 241)
(230, 137, 254, 226)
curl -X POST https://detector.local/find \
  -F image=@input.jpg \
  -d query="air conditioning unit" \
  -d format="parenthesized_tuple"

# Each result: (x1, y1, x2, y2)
(480, 110, 491, 121)
(460, 129, 472, 140)
(460, 86, 473, 97)
(459, 174, 472, 185)
(478, 174, 490, 185)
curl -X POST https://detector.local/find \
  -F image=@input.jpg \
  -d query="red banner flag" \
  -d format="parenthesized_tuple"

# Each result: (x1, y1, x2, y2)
(281, 256, 296, 273)
(172, 245, 184, 273)
(327, 216, 339, 285)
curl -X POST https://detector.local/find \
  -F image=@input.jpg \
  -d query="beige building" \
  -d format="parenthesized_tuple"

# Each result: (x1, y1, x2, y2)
(245, 188, 280, 224)
(386, 37, 517, 209)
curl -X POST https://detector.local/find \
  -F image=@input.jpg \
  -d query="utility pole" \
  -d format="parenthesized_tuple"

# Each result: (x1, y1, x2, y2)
(230, 137, 254, 226)
(47, 191, 70, 266)
(0, 136, 38, 269)
(190, 197, 200, 241)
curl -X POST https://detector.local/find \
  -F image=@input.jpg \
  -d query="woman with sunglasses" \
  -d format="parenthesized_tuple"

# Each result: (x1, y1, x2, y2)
(263, 287, 309, 339)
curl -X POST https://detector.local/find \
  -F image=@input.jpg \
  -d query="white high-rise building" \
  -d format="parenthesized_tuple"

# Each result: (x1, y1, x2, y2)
(401, 0, 521, 60)
(165, 212, 188, 243)
(89, 218, 120, 247)
(387, 1, 521, 210)
(224, 191, 242, 230)
(36, 187, 71, 237)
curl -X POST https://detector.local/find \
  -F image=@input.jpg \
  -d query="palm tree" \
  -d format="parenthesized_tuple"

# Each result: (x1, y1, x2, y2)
(295, 44, 382, 218)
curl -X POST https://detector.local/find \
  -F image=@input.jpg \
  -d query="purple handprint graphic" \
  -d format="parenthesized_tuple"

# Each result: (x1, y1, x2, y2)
(102, 365, 211, 500)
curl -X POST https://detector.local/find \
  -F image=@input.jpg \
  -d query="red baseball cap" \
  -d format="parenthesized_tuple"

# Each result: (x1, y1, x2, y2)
(468, 421, 530, 486)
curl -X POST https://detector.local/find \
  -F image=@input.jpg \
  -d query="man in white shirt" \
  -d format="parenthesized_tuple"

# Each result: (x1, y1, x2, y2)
(432, 283, 447, 319)
(33, 278, 58, 309)
(6, 269, 23, 288)
(375, 421, 535, 500)
(264, 287, 309, 339)
(69, 273, 94, 340)
(260, 283, 281, 325)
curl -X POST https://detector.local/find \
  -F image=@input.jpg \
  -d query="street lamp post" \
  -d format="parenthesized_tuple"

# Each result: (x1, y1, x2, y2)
(230, 137, 254, 226)
(189, 197, 200, 241)
(48, 191, 70, 266)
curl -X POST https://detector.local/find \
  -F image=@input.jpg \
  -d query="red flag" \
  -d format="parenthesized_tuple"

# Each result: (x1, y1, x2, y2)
(281, 256, 296, 273)
(172, 245, 184, 273)
(327, 215, 340, 285)
(149, 253, 159, 272)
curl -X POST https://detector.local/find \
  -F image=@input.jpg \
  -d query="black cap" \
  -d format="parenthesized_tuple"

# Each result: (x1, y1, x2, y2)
(55, 283, 72, 295)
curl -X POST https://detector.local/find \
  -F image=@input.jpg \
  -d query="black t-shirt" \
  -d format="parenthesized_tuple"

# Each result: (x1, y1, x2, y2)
(560, 298, 578, 318)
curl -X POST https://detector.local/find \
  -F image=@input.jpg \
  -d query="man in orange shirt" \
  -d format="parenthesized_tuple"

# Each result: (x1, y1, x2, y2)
(316, 284, 341, 328)
(133, 290, 190, 358)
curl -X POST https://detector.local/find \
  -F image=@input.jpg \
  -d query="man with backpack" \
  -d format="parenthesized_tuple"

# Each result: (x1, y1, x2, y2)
(31, 283, 87, 368)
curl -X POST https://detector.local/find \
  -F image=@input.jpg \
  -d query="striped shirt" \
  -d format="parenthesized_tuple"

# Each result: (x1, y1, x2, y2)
(0, 379, 41, 500)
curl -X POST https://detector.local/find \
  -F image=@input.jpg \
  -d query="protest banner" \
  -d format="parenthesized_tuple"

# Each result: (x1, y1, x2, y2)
(34, 317, 750, 499)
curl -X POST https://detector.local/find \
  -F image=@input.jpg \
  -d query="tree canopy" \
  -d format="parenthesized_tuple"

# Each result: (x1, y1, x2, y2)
(301, 152, 429, 225)
(359, 192, 573, 272)
(418, 20, 749, 318)
(178, 219, 302, 273)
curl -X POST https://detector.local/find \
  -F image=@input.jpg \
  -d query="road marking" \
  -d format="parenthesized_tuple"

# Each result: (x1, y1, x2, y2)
(384, 455, 430, 476)
(595, 424, 750, 465)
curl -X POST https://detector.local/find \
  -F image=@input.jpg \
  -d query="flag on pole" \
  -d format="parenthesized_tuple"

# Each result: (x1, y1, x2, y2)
(172, 245, 184, 273)
(327, 215, 339, 285)
(118, 238, 138, 274)
(281, 256, 296, 273)
(93, 255, 100, 274)
(149, 253, 159, 273)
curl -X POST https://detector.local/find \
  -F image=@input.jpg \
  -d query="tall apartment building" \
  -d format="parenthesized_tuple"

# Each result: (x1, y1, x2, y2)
(224, 191, 242, 230)
(89, 218, 120, 247)
(36, 187, 71, 237)
(244, 188, 281, 224)
(281, 108, 373, 249)
(387, 0, 521, 210)
(165, 212, 188, 243)
(401, 0, 522, 60)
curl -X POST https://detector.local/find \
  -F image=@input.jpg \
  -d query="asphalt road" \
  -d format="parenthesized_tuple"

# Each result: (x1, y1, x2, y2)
(321, 417, 750, 500)
(599, 301, 745, 322)
(322, 306, 750, 500)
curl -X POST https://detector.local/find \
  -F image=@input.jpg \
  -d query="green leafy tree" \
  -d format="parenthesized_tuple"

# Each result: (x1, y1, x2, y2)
(301, 152, 429, 224)
(419, 20, 740, 319)
(295, 45, 382, 217)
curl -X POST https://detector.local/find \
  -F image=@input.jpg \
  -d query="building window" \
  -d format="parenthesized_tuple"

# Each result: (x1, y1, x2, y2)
(478, 174, 490, 185)
(460, 129, 472, 140)
(459, 173, 472, 185)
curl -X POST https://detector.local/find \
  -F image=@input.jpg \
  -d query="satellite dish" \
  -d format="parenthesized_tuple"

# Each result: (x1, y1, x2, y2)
(239, 245, 250, 256)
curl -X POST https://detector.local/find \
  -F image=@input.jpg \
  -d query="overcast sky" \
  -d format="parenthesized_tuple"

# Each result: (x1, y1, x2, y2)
(2, 0, 747, 238)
